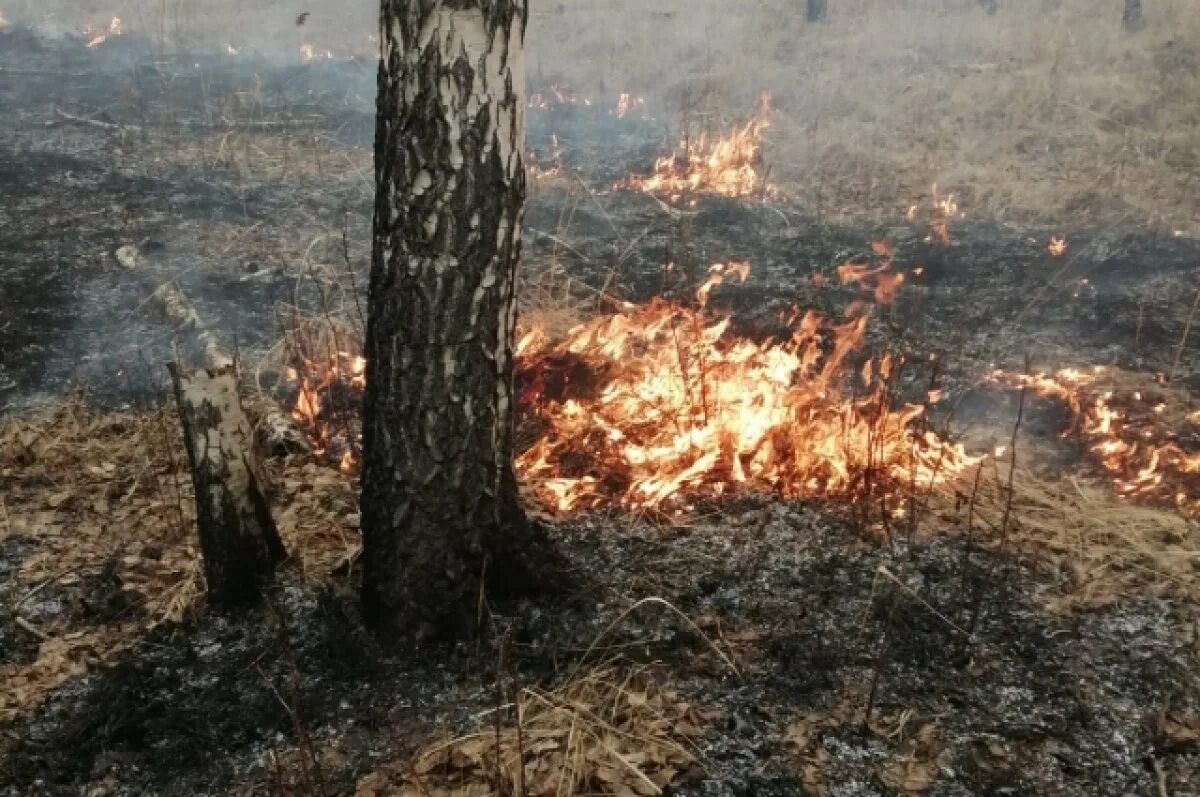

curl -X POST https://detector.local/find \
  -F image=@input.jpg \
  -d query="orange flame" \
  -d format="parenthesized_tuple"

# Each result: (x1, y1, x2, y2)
(285, 263, 971, 516)
(1048, 236, 1068, 256)
(989, 367, 1200, 515)
(909, 184, 961, 244)
(620, 94, 773, 203)
(515, 264, 970, 514)
(85, 17, 122, 48)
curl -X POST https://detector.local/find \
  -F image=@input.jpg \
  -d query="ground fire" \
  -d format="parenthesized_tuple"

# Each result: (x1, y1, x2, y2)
(4, 3, 1200, 794)
(989, 367, 1200, 516)
(84, 17, 122, 48)
(283, 254, 973, 515)
(619, 93, 773, 203)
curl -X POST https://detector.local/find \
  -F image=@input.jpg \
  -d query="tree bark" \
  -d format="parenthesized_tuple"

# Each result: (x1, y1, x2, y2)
(149, 282, 310, 458)
(169, 363, 286, 607)
(806, 0, 828, 22)
(1123, 0, 1143, 30)
(362, 0, 544, 639)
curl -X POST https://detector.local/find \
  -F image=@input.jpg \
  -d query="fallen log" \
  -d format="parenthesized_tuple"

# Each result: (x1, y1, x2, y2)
(50, 107, 318, 135)
(168, 363, 286, 607)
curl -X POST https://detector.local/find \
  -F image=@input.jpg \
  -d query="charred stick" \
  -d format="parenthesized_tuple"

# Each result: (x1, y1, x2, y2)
(1169, 287, 1200, 383)
(48, 107, 137, 133)
(966, 377, 1027, 638)
(957, 461, 986, 603)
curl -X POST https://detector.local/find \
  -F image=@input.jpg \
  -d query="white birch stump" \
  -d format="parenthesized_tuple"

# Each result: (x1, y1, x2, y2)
(168, 363, 286, 606)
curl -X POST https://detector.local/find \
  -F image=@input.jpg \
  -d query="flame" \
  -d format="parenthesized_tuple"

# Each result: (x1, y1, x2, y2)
(285, 350, 365, 468)
(515, 262, 971, 514)
(1048, 236, 1068, 256)
(989, 367, 1200, 515)
(696, 261, 751, 307)
(300, 43, 334, 62)
(284, 261, 972, 516)
(616, 93, 632, 119)
(85, 17, 122, 48)
(292, 378, 322, 426)
(908, 184, 961, 244)
(528, 85, 592, 110)
(616, 93, 645, 119)
(620, 94, 773, 203)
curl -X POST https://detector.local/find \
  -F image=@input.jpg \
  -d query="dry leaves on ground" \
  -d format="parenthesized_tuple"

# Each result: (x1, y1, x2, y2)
(357, 666, 709, 797)
(0, 399, 360, 724)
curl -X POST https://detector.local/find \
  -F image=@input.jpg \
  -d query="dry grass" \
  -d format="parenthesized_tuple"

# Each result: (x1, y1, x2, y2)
(8, 1, 1197, 228)
(0, 397, 359, 722)
(356, 664, 706, 797)
(535, 0, 1200, 229)
(931, 462, 1200, 610)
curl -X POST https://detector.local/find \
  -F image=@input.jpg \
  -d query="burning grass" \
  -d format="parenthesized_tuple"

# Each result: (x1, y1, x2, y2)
(988, 366, 1200, 517)
(5, 0, 1199, 227)
(619, 93, 773, 203)
(280, 254, 973, 517)
(514, 280, 969, 515)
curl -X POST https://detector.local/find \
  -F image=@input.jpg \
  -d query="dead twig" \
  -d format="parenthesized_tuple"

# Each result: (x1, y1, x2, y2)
(48, 107, 139, 133)
(1169, 286, 1200, 383)
(15, 616, 50, 641)
(966, 374, 1027, 637)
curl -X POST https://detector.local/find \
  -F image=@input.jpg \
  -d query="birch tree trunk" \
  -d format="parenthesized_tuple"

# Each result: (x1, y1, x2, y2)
(362, 0, 546, 639)
(1123, 0, 1143, 30)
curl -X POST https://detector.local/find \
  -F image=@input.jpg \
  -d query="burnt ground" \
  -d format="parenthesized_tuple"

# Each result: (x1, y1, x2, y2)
(1, 26, 1199, 797)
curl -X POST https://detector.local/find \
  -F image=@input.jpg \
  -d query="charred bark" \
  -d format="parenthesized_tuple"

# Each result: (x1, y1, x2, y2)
(169, 364, 285, 607)
(362, 0, 555, 640)
(806, 0, 828, 23)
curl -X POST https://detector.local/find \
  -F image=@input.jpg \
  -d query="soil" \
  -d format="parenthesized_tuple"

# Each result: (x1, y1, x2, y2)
(1, 26, 1198, 797)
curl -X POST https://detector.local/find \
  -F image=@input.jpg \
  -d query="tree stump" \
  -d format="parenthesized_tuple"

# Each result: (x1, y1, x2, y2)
(148, 282, 310, 458)
(169, 363, 285, 607)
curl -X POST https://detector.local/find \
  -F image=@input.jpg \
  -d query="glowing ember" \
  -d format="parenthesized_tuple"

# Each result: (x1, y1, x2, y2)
(907, 184, 962, 244)
(85, 17, 122, 48)
(1048, 236, 1068, 256)
(619, 94, 773, 203)
(615, 93, 645, 119)
(989, 367, 1200, 515)
(515, 262, 971, 514)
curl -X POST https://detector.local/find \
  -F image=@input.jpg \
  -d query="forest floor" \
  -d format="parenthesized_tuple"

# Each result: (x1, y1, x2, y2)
(1, 23, 1199, 797)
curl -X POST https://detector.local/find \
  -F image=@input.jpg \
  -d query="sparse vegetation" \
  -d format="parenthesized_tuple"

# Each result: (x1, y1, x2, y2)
(0, 1, 1198, 795)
